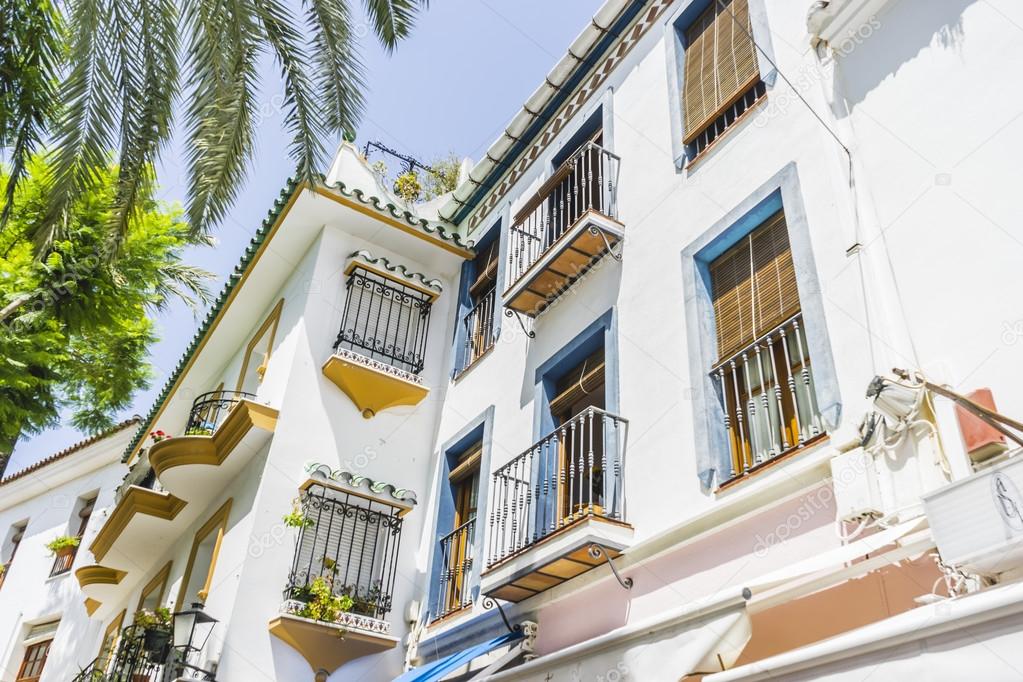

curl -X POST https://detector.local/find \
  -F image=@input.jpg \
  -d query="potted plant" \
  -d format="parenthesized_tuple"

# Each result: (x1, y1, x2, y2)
(134, 606, 172, 654)
(393, 171, 422, 203)
(149, 430, 170, 443)
(295, 576, 353, 623)
(282, 499, 314, 529)
(45, 535, 80, 555)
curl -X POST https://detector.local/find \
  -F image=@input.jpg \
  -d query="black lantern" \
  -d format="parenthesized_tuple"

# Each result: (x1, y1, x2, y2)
(172, 602, 218, 655)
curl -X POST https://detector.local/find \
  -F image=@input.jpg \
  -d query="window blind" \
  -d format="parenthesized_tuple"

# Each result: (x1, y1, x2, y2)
(682, 0, 759, 144)
(710, 209, 799, 361)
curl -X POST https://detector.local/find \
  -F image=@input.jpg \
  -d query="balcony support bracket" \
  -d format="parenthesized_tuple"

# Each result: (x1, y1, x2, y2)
(504, 309, 536, 339)
(588, 543, 633, 590)
(590, 225, 622, 261)
(481, 595, 521, 635)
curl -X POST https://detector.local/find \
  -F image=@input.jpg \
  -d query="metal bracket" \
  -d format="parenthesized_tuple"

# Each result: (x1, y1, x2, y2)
(481, 595, 521, 635)
(589, 225, 623, 262)
(504, 309, 536, 339)
(588, 543, 633, 590)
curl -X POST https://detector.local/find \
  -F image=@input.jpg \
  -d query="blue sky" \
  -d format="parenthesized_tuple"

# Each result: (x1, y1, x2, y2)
(8, 1, 602, 474)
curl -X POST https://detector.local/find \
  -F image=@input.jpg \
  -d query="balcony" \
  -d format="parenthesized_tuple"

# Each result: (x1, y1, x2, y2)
(481, 408, 631, 602)
(71, 624, 215, 681)
(435, 518, 476, 620)
(322, 263, 435, 418)
(458, 288, 497, 372)
(712, 312, 824, 484)
(504, 142, 623, 317)
(269, 475, 412, 677)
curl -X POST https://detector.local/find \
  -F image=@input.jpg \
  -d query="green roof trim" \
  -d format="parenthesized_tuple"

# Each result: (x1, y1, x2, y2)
(348, 250, 444, 293)
(123, 175, 476, 462)
(317, 175, 475, 251)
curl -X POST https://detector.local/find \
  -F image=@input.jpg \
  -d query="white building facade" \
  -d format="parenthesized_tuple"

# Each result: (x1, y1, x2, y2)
(3, 0, 1023, 680)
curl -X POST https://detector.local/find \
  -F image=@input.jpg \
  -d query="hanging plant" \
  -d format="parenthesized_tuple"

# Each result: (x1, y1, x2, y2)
(45, 535, 80, 554)
(393, 171, 422, 203)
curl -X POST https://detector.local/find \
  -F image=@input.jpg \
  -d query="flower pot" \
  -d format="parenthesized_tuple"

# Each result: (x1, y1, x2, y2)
(142, 627, 171, 654)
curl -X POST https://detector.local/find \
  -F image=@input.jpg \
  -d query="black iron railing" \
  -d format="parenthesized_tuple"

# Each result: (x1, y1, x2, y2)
(436, 518, 475, 618)
(486, 407, 628, 568)
(185, 390, 255, 436)
(713, 312, 822, 481)
(460, 288, 496, 371)
(334, 266, 433, 375)
(507, 142, 620, 289)
(285, 483, 404, 621)
(71, 624, 215, 682)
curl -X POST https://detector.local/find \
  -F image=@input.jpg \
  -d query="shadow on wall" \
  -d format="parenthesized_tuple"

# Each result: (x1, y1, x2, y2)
(835, 0, 969, 110)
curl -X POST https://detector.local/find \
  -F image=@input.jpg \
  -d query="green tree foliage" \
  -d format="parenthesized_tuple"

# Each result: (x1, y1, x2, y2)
(420, 153, 460, 201)
(0, 0, 429, 246)
(0, 156, 212, 469)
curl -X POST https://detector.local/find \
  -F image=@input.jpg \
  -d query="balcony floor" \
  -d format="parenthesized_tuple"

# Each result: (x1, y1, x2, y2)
(504, 210, 623, 317)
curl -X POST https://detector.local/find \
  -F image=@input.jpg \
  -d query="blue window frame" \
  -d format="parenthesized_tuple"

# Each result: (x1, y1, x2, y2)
(452, 222, 502, 375)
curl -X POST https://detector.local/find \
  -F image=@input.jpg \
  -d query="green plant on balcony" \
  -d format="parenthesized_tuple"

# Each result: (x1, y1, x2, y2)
(134, 606, 172, 653)
(45, 535, 80, 554)
(283, 499, 314, 529)
(295, 576, 353, 623)
(184, 425, 213, 436)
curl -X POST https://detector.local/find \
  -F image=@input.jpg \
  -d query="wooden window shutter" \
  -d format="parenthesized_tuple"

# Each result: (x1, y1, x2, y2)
(710, 210, 799, 361)
(549, 349, 606, 418)
(682, 0, 759, 144)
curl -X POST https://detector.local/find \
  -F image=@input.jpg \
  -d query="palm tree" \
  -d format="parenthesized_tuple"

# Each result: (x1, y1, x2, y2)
(0, 0, 428, 248)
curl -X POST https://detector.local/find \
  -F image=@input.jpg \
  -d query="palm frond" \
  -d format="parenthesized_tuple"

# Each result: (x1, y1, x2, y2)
(40, 0, 120, 250)
(180, 0, 260, 235)
(362, 0, 423, 51)
(150, 261, 214, 312)
(305, 0, 366, 135)
(0, 0, 65, 230)
(253, 0, 326, 186)
(108, 0, 179, 251)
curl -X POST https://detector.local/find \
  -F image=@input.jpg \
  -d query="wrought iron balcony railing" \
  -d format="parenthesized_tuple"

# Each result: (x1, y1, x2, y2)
(185, 390, 255, 436)
(486, 407, 628, 568)
(71, 624, 215, 682)
(334, 266, 433, 375)
(712, 312, 823, 481)
(285, 483, 404, 622)
(436, 518, 475, 619)
(460, 288, 497, 371)
(507, 142, 621, 288)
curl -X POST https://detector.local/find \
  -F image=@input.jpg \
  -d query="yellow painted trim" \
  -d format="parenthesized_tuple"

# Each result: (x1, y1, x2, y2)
(343, 259, 440, 302)
(321, 354, 429, 419)
(89, 488, 187, 563)
(125, 185, 304, 464)
(149, 401, 279, 477)
(136, 560, 173, 612)
(76, 565, 128, 589)
(236, 298, 284, 392)
(310, 185, 474, 258)
(175, 498, 233, 611)
(97, 609, 125, 658)
(84, 598, 103, 616)
(268, 613, 398, 677)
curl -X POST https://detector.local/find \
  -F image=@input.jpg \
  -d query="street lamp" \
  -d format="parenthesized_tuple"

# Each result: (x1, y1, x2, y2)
(172, 602, 218, 656)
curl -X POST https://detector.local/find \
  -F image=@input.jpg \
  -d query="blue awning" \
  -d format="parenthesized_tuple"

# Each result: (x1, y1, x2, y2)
(394, 631, 523, 682)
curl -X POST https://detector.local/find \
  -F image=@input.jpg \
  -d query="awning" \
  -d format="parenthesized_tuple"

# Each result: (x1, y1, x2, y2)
(394, 631, 524, 682)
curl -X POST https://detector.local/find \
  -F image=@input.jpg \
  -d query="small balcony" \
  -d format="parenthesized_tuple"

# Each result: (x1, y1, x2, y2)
(322, 263, 436, 418)
(481, 408, 631, 602)
(435, 518, 476, 620)
(270, 475, 412, 677)
(184, 389, 255, 435)
(504, 142, 623, 317)
(712, 312, 824, 484)
(458, 288, 497, 372)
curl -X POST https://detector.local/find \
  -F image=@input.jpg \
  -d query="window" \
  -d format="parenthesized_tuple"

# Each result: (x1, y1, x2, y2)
(237, 299, 283, 394)
(97, 610, 126, 667)
(334, 266, 433, 375)
(137, 561, 172, 612)
(709, 209, 822, 480)
(436, 441, 481, 617)
(176, 499, 232, 610)
(458, 240, 499, 372)
(15, 640, 51, 682)
(285, 484, 404, 620)
(681, 0, 765, 157)
(1, 522, 26, 589)
(51, 496, 95, 577)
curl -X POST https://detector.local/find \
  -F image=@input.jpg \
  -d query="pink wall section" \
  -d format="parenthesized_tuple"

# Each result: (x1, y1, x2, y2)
(533, 482, 841, 655)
